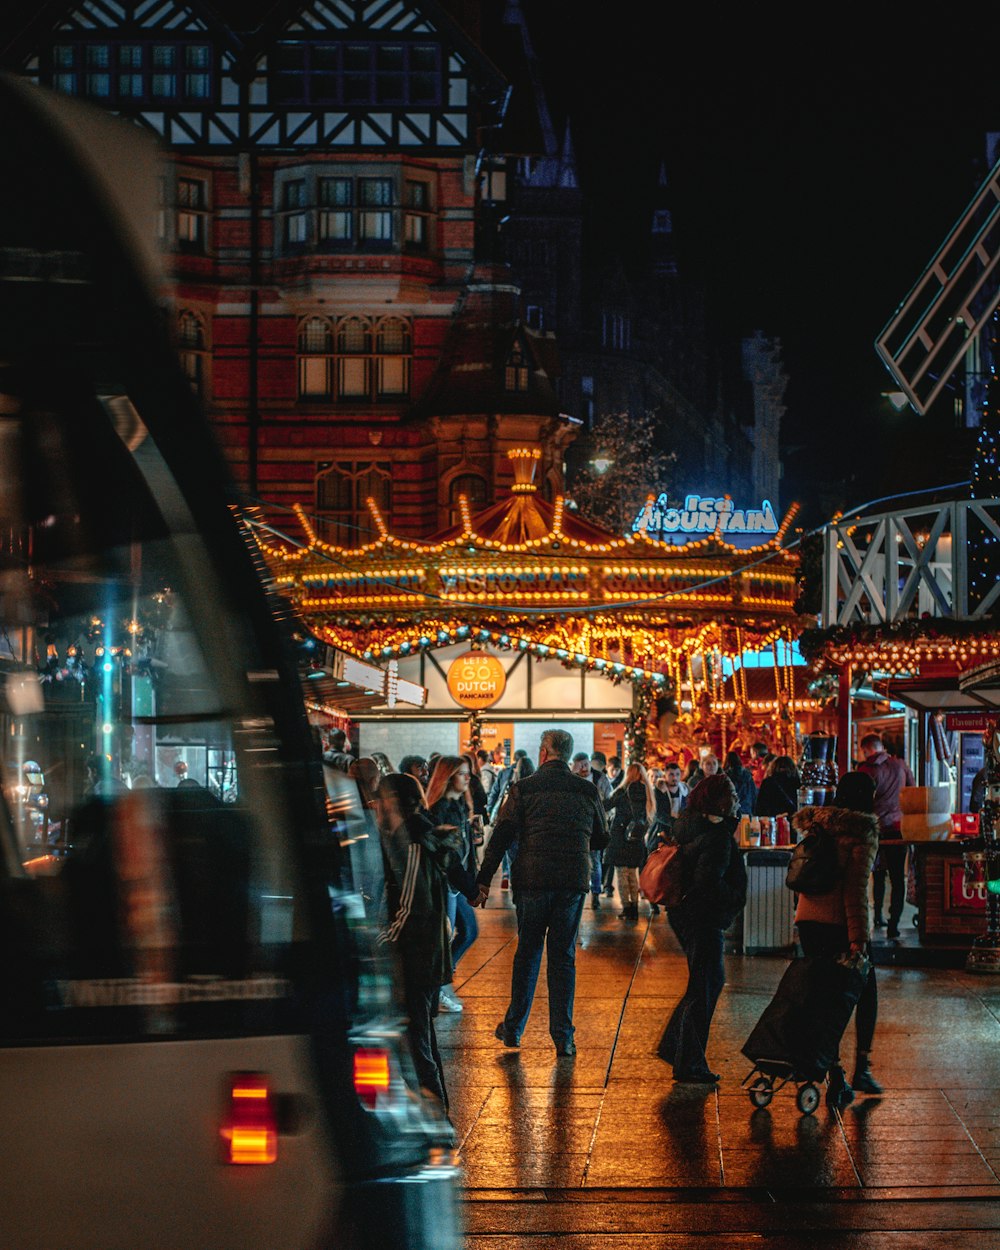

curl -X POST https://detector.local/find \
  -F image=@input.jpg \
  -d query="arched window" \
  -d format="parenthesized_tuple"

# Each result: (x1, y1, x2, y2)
(177, 310, 206, 394)
(316, 460, 392, 546)
(449, 473, 488, 525)
(299, 315, 411, 403)
(298, 316, 333, 398)
(375, 316, 411, 397)
(505, 341, 529, 392)
(336, 316, 372, 398)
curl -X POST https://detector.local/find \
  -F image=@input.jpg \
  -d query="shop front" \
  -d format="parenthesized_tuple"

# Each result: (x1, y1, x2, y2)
(352, 640, 633, 766)
(801, 621, 1000, 970)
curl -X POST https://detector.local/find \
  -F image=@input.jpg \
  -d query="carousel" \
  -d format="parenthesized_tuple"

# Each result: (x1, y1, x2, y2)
(259, 449, 817, 764)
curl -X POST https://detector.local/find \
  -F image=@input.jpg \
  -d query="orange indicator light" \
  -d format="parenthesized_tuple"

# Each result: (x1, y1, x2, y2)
(222, 1074, 277, 1164)
(353, 1048, 391, 1108)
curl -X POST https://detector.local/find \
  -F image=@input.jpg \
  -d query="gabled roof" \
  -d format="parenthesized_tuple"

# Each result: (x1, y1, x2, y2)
(0, 0, 243, 66)
(409, 270, 562, 419)
(252, 0, 507, 102)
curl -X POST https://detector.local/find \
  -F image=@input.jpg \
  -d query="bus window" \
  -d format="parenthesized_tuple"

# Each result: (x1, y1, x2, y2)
(0, 383, 313, 1041)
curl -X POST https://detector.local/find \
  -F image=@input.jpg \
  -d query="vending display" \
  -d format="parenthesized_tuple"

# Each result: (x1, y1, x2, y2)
(799, 733, 838, 807)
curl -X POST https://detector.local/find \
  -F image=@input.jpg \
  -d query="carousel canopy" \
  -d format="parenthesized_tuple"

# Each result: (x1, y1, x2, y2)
(259, 449, 810, 690)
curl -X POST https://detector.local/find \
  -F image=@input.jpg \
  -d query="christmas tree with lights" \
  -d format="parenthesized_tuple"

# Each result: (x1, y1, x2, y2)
(970, 315, 1000, 612)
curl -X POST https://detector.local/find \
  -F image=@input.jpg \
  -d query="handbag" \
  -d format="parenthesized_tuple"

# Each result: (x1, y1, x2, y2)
(625, 816, 646, 842)
(638, 840, 684, 907)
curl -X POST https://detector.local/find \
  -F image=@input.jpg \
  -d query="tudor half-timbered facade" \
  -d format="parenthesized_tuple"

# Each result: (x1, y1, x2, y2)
(6, 0, 573, 543)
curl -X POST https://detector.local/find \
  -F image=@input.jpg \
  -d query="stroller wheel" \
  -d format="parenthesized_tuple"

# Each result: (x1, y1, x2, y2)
(748, 1077, 773, 1108)
(796, 1083, 820, 1116)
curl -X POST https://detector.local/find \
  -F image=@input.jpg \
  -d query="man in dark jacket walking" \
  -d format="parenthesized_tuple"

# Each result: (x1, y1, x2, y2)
(476, 729, 608, 1056)
(859, 734, 915, 939)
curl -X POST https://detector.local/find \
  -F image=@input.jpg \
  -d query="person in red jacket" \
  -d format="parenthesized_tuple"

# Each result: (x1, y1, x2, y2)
(858, 734, 915, 940)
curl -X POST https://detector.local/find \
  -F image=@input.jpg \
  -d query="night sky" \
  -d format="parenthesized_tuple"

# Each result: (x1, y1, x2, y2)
(527, 8, 1000, 514)
(3, 3, 999, 517)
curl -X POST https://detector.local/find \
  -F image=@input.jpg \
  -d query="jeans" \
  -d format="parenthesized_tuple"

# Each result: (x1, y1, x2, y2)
(796, 919, 878, 1055)
(590, 852, 603, 896)
(657, 918, 725, 1077)
(502, 889, 586, 1047)
(873, 836, 907, 930)
(447, 888, 479, 967)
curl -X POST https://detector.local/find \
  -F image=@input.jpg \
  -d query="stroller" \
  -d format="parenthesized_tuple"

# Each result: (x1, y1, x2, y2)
(741, 952, 869, 1115)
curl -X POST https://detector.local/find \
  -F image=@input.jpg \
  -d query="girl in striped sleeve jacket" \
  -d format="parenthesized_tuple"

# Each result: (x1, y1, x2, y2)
(376, 771, 478, 1116)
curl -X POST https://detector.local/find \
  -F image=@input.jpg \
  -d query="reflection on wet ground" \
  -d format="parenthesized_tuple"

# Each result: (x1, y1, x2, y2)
(443, 893, 1000, 1245)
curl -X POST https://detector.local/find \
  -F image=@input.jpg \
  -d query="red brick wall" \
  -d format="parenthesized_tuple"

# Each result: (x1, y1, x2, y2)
(920, 849, 983, 939)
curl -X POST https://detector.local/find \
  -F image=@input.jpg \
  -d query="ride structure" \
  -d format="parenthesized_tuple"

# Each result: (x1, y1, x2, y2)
(258, 448, 813, 759)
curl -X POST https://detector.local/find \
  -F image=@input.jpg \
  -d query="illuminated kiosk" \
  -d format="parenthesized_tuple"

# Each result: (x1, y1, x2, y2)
(261, 449, 812, 762)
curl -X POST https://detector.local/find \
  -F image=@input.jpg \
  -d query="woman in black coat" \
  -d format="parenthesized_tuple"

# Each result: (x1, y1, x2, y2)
(603, 762, 656, 922)
(656, 774, 747, 1083)
(377, 772, 477, 1114)
(754, 755, 800, 817)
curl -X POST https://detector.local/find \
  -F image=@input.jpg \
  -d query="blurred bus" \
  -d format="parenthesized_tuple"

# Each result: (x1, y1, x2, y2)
(0, 74, 460, 1250)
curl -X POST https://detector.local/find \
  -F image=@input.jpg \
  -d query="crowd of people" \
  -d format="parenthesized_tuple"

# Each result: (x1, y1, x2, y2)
(322, 726, 893, 1119)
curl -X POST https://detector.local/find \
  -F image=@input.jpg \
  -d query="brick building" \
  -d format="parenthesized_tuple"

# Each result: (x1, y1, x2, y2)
(2, 0, 784, 545)
(2, 0, 574, 545)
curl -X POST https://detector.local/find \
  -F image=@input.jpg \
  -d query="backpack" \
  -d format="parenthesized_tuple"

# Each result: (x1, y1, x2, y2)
(638, 840, 685, 906)
(785, 830, 839, 896)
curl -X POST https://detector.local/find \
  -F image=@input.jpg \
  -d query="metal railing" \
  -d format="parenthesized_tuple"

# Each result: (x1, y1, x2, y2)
(823, 497, 1000, 626)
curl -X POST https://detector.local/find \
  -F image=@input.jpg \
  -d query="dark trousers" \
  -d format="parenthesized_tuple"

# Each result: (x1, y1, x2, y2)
(403, 979, 448, 1111)
(602, 858, 615, 893)
(590, 852, 603, 896)
(657, 918, 725, 1077)
(796, 919, 877, 1055)
(873, 837, 907, 928)
(503, 889, 585, 1047)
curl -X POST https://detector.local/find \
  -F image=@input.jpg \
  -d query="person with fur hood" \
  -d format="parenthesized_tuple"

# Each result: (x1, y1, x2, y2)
(792, 770, 881, 1109)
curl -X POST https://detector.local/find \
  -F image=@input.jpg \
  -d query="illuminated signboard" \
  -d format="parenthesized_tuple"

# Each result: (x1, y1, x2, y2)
(446, 652, 507, 709)
(439, 568, 589, 598)
(631, 494, 779, 548)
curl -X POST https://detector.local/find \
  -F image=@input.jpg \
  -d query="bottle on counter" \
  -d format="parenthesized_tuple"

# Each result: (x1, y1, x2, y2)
(775, 814, 790, 845)
(748, 817, 761, 846)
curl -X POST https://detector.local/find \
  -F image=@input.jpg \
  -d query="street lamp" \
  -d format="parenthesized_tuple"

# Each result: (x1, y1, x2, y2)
(590, 455, 613, 475)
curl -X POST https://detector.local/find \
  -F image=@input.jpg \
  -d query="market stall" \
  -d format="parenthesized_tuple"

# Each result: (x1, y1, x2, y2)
(799, 622, 1000, 970)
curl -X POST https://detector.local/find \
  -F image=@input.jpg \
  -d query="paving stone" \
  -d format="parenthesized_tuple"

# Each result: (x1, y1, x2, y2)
(444, 893, 1000, 1224)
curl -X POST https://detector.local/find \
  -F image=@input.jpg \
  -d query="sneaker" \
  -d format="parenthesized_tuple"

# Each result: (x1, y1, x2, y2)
(886, 924, 900, 940)
(555, 1041, 577, 1058)
(590, 893, 601, 909)
(438, 986, 463, 1013)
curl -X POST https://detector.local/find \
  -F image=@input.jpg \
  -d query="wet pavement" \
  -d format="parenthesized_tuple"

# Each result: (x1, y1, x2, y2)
(440, 890, 1000, 1247)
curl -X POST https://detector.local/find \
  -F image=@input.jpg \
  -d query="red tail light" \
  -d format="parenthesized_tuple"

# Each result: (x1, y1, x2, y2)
(353, 1048, 391, 1109)
(221, 1073, 277, 1164)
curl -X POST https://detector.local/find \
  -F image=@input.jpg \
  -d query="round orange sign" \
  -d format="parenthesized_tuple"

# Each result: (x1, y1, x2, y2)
(446, 652, 507, 710)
